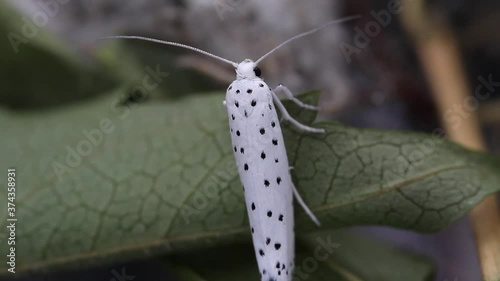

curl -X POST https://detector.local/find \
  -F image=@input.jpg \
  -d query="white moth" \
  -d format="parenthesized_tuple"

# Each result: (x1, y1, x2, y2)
(104, 15, 359, 281)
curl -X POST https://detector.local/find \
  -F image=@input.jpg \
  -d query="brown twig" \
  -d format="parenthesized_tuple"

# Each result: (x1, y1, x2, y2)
(400, 1, 500, 280)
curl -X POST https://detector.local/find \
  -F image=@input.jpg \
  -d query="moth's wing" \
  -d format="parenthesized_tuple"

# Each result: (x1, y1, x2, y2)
(226, 79, 295, 280)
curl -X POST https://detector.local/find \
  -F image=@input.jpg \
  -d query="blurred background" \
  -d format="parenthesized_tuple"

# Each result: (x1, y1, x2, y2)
(1, 0, 500, 280)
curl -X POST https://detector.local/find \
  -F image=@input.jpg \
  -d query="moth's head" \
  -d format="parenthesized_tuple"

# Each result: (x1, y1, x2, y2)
(236, 59, 262, 80)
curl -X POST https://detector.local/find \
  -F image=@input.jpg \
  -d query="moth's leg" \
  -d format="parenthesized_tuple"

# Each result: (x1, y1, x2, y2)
(291, 183, 321, 226)
(271, 91, 325, 133)
(223, 100, 227, 108)
(273, 84, 319, 110)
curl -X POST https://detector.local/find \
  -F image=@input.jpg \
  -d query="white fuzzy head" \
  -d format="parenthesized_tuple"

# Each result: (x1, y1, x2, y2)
(236, 59, 262, 80)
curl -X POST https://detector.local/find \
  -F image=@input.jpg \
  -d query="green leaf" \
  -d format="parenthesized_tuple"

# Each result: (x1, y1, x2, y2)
(0, 91, 498, 275)
(168, 230, 434, 281)
(302, 231, 434, 281)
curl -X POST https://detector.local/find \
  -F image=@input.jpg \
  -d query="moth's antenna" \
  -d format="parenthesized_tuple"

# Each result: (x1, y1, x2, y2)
(100, 36, 239, 68)
(255, 15, 361, 65)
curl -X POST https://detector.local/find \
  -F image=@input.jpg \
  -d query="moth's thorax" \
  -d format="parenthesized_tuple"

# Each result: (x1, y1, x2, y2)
(236, 59, 259, 80)
(226, 79, 271, 118)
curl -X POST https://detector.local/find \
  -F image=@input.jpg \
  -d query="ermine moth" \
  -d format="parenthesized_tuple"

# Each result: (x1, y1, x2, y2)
(104, 15, 360, 280)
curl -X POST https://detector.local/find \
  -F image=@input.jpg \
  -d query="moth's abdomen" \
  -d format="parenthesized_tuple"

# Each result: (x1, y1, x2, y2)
(225, 79, 294, 281)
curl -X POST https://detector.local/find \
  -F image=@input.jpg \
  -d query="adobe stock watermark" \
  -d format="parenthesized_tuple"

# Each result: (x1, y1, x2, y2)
(110, 267, 135, 281)
(7, 0, 72, 54)
(443, 74, 500, 130)
(179, 122, 282, 224)
(212, 0, 245, 21)
(381, 74, 498, 186)
(180, 107, 294, 224)
(292, 235, 341, 281)
(180, 157, 239, 224)
(339, 0, 404, 63)
(51, 65, 169, 182)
